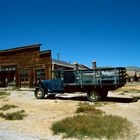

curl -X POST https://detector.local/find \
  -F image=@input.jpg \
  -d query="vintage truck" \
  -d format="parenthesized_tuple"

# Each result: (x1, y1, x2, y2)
(34, 67, 126, 102)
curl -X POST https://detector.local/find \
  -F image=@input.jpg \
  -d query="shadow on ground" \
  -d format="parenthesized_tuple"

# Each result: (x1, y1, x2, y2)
(105, 96, 140, 103)
(49, 95, 140, 103)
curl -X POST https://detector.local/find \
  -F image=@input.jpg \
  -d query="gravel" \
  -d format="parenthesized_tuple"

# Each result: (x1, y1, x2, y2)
(0, 129, 39, 140)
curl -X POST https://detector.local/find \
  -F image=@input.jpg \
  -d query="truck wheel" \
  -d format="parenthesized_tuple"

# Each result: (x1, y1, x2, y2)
(35, 88, 45, 99)
(99, 90, 108, 100)
(102, 91, 108, 98)
(87, 91, 101, 102)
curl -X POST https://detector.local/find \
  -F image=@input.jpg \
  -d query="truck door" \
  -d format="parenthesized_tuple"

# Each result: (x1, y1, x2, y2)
(51, 70, 64, 91)
(51, 78, 63, 91)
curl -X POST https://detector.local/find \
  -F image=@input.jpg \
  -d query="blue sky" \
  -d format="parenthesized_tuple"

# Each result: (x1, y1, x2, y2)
(0, 0, 140, 67)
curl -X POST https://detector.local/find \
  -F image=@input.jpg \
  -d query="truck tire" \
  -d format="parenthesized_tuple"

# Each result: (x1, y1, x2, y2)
(100, 90, 108, 100)
(35, 88, 45, 99)
(103, 91, 108, 98)
(87, 91, 101, 102)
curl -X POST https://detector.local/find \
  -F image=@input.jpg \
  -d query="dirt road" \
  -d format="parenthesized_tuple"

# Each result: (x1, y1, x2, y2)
(0, 83, 140, 140)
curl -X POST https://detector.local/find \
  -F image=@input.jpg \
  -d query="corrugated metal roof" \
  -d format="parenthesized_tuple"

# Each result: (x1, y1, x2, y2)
(52, 59, 74, 68)
(52, 59, 90, 70)
(78, 64, 90, 70)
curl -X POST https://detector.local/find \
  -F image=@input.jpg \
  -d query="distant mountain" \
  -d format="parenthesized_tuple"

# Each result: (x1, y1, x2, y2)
(126, 66, 140, 72)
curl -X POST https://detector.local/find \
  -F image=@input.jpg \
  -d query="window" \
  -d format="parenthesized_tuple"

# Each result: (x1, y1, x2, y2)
(36, 69, 45, 81)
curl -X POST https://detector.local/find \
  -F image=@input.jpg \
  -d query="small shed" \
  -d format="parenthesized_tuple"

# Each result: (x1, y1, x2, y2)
(52, 59, 74, 70)
(136, 72, 140, 81)
(126, 70, 136, 82)
(78, 64, 90, 70)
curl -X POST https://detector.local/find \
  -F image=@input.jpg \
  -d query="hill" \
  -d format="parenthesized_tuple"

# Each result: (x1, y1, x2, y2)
(126, 66, 140, 72)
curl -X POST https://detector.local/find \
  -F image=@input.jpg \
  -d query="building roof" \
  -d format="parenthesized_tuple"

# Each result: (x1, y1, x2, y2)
(0, 44, 41, 55)
(78, 64, 90, 70)
(52, 59, 90, 70)
(52, 59, 74, 68)
(40, 50, 51, 57)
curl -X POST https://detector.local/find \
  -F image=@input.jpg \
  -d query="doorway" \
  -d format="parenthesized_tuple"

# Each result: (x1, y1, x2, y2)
(0, 67, 16, 87)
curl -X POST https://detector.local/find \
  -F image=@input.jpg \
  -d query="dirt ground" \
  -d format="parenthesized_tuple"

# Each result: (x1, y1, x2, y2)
(0, 82, 140, 140)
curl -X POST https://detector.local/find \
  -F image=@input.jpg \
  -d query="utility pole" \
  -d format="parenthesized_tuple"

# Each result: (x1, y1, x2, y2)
(56, 53, 60, 60)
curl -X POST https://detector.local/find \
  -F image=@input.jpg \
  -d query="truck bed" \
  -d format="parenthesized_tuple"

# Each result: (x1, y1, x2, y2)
(63, 67, 126, 87)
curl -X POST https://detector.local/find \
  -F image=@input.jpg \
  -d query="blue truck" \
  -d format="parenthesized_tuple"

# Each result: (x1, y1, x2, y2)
(34, 67, 126, 102)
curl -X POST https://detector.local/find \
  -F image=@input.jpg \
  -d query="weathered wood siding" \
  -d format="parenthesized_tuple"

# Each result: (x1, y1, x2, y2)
(0, 44, 52, 88)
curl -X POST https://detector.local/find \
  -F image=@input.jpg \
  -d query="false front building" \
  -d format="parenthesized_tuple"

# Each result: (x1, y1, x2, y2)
(0, 44, 52, 88)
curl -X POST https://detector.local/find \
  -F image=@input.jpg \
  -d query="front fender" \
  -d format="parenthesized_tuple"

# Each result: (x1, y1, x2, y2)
(41, 80, 52, 92)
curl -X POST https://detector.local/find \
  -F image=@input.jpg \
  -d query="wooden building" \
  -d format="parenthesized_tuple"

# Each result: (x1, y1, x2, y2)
(126, 70, 136, 82)
(52, 59, 74, 70)
(0, 44, 52, 88)
(136, 72, 140, 81)
(52, 59, 90, 70)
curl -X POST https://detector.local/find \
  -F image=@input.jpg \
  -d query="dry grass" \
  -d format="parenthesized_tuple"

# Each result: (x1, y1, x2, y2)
(0, 104, 18, 111)
(0, 103, 27, 120)
(113, 82, 140, 94)
(76, 102, 104, 115)
(52, 103, 131, 139)
(0, 91, 10, 98)
(0, 110, 27, 120)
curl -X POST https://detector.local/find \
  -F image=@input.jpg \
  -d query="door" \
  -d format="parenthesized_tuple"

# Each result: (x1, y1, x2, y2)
(20, 69, 29, 87)
(51, 70, 64, 91)
(51, 78, 63, 91)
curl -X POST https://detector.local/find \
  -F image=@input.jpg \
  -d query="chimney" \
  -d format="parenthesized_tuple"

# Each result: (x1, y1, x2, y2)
(73, 62, 78, 70)
(92, 60, 97, 69)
